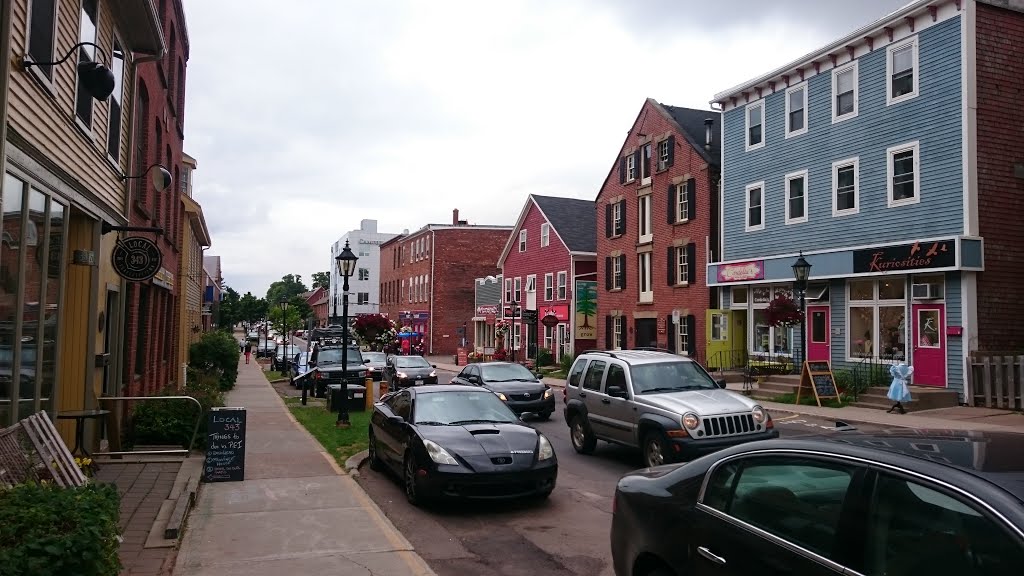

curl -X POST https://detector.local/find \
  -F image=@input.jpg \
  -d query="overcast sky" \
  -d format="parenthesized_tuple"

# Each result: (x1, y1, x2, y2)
(183, 0, 910, 297)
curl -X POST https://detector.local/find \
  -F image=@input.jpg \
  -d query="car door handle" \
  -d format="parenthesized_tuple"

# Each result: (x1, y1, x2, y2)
(578, 392, 587, 398)
(697, 547, 726, 566)
(601, 398, 611, 404)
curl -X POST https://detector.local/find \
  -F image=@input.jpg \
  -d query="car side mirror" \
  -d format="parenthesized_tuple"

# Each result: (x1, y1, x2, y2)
(606, 385, 628, 399)
(363, 359, 371, 364)
(431, 364, 437, 368)
(534, 372, 544, 379)
(388, 415, 405, 426)
(715, 378, 728, 389)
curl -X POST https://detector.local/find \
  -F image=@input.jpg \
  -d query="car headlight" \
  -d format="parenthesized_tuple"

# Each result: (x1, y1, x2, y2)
(543, 388, 553, 399)
(397, 372, 408, 379)
(682, 412, 701, 430)
(496, 392, 508, 401)
(423, 439, 459, 465)
(429, 370, 436, 377)
(537, 434, 554, 461)
(357, 370, 367, 378)
(751, 405, 766, 424)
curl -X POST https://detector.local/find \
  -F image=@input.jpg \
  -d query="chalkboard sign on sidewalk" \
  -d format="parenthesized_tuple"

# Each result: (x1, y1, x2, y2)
(797, 361, 841, 407)
(203, 407, 246, 483)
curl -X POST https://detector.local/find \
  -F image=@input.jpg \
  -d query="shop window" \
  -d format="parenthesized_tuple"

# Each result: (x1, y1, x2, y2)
(751, 285, 794, 357)
(613, 316, 624, 349)
(848, 279, 906, 361)
(0, 174, 24, 425)
(731, 287, 748, 306)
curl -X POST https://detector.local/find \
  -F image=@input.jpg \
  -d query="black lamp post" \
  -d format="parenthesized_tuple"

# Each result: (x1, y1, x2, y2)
(335, 240, 359, 428)
(278, 297, 289, 373)
(510, 302, 520, 363)
(792, 252, 812, 371)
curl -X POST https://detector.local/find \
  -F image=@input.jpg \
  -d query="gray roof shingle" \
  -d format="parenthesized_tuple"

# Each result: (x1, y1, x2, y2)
(531, 195, 596, 254)
(662, 104, 721, 167)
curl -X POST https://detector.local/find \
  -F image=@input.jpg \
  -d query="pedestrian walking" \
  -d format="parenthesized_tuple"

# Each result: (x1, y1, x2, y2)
(887, 361, 914, 414)
(244, 341, 253, 364)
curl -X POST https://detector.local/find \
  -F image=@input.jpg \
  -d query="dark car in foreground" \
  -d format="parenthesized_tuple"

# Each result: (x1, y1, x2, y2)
(384, 355, 438, 389)
(367, 385, 557, 506)
(450, 361, 555, 419)
(362, 351, 387, 381)
(611, 429, 1024, 576)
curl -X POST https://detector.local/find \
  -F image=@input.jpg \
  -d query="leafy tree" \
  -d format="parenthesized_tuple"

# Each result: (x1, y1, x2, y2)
(311, 271, 330, 289)
(188, 330, 240, 390)
(268, 304, 303, 336)
(288, 295, 313, 326)
(266, 274, 308, 303)
(238, 292, 260, 327)
(217, 286, 241, 329)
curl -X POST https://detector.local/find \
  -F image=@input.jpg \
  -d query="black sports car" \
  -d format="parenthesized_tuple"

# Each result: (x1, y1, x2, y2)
(384, 355, 438, 389)
(367, 385, 558, 505)
(449, 361, 555, 419)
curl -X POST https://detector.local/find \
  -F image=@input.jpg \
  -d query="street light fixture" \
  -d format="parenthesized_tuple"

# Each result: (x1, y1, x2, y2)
(335, 240, 359, 428)
(792, 252, 812, 371)
(22, 42, 115, 100)
(279, 297, 289, 374)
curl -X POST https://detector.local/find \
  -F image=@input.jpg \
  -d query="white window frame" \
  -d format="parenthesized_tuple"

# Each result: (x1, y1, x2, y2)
(74, 0, 99, 132)
(640, 142, 652, 186)
(518, 230, 527, 252)
(676, 246, 689, 286)
(784, 169, 809, 225)
(711, 313, 729, 341)
(638, 194, 652, 244)
(784, 82, 808, 138)
(886, 36, 919, 106)
(676, 182, 689, 222)
(613, 316, 624, 350)
(638, 252, 653, 304)
(544, 273, 554, 301)
(832, 60, 859, 123)
(25, 0, 61, 89)
(514, 277, 522, 302)
(504, 278, 513, 303)
(657, 139, 670, 170)
(677, 318, 689, 356)
(544, 325, 554, 351)
(832, 157, 860, 217)
(557, 271, 567, 300)
(105, 34, 126, 165)
(612, 256, 623, 290)
(540, 223, 550, 247)
(845, 280, 908, 362)
(745, 181, 765, 232)
(513, 323, 521, 350)
(526, 274, 536, 293)
(745, 100, 765, 151)
(625, 154, 637, 181)
(886, 140, 921, 208)
(357, 292, 369, 305)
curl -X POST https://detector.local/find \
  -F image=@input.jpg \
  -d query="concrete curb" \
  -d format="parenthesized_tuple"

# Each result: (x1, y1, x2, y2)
(345, 449, 369, 477)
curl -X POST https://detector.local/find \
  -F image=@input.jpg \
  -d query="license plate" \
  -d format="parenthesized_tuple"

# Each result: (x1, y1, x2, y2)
(354, 393, 363, 399)
(415, 380, 423, 385)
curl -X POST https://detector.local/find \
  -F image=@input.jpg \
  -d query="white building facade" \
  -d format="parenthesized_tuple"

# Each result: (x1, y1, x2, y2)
(330, 219, 400, 321)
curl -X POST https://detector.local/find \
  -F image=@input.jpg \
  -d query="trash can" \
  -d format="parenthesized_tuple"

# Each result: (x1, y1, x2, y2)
(326, 383, 368, 413)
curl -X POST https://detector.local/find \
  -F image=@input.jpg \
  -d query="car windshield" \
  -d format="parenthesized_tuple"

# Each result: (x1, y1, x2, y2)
(363, 352, 386, 363)
(480, 363, 536, 382)
(413, 390, 519, 425)
(394, 356, 430, 369)
(630, 361, 718, 394)
(276, 345, 300, 357)
(316, 347, 363, 365)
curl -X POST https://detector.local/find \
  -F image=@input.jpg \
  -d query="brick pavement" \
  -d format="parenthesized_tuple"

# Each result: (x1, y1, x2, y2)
(96, 461, 183, 576)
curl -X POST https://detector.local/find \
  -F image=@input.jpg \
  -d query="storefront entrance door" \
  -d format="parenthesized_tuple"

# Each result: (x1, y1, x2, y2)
(705, 310, 731, 369)
(912, 304, 945, 387)
(806, 305, 830, 362)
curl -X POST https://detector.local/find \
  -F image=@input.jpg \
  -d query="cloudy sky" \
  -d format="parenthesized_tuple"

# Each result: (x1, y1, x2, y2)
(183, 0, 909, 297)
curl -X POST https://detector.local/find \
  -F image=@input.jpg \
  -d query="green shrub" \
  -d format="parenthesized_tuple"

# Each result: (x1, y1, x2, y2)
(0, 482, 121, 576)
(188, 330, 240, 391)
(129, 369, 225, 449)
(536, 349, 552, 367)
(560, 353, 575, 374)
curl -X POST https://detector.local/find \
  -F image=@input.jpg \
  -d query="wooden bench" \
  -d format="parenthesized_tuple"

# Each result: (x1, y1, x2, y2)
(0, 411, 88, 488)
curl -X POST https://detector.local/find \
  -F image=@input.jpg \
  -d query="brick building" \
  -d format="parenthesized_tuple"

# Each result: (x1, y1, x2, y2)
(497, 195, 597, 361)
(122, 0, 190, 395)
(596, 99, 721, 359)
(379, 210, 513, 355)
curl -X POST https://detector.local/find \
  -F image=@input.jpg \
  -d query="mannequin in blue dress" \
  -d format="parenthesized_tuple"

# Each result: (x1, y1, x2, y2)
(887, 362, 914, 414)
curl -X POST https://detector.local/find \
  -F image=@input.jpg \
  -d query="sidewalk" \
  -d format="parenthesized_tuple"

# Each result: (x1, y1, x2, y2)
(426, 356, 1024, 434)
(174, 357, 435, 576)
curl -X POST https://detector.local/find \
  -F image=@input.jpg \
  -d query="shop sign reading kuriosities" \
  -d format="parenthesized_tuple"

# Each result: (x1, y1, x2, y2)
(853, 239, 956, 274)
(112, 236, 161, 282)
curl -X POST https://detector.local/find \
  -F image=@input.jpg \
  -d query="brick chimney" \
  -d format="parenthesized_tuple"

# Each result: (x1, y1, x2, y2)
(453, 208, 460, 226)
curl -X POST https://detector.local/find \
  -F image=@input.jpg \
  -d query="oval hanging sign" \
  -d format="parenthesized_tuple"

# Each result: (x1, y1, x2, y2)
(112, 236, 162, 282)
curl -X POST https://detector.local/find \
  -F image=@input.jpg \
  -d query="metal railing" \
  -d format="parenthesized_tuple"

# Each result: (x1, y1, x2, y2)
(94, 395, 203, 457)
(704, 349, 749, 373)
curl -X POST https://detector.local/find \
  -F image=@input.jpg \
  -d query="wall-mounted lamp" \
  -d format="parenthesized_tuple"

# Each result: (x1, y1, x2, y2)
(22, 42, 115, 100)
(120, 163, 172, 193)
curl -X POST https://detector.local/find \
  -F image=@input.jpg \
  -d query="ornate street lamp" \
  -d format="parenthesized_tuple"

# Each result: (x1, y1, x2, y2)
(792, 252, 812, 371)
(335, 240, 359, 428)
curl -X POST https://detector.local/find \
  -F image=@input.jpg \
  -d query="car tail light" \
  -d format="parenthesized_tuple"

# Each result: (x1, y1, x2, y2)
(313, 371, 322, 380)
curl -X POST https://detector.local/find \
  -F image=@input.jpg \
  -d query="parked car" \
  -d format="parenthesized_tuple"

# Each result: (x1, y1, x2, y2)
(449, 361, 555, 420)
(564, 350, 777, 468)
(367, 385, 557, 505)
(301, 344, 368, 398)
(254, 340, 277, 357)
(384, 355, 438, 389)
(362, 352, 387, 381)
(272, 344, 301, 372)
(290, 351, 311, 383)
(610, 429, 1024, 576)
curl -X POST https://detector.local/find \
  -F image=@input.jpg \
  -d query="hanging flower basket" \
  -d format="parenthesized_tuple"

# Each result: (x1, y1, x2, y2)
(494, 319, 511, 338)
(766, 294, 803, 327)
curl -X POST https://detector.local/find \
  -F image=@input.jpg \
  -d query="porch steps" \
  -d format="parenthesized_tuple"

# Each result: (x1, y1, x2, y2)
(851, 386, 959, 413)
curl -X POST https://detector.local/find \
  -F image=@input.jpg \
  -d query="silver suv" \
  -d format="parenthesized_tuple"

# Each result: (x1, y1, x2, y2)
(563, 350, 778, 468)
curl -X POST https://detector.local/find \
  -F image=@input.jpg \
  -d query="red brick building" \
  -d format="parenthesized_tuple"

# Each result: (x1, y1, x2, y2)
(497, 195, 597, 361)
(379, 210, 513, 355)
(596, 99, 721, 359)
(122, 0, 189, 396)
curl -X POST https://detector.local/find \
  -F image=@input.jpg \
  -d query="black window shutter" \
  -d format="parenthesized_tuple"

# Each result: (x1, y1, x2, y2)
(686, 243, 697, 284)
(687, 178, 697, 221)
(667, 182, 676, 224)
(619, 157, 626, 184)
(667, 246, 676, 286)
(605, 316, 613, 349)
(667, 316, 676, 351)
(605, 203, 613, 238)
(667, 135, 675, 167)
(617, 199, 627, 235)
(605, 257, 612, 290)
(632, 150, 641, 177)
(685, 315, 697, 356)
(618, 255, 627, 290)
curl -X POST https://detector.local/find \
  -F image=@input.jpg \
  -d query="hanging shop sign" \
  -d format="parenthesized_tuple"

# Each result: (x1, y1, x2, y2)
(112, 236, 162, 282)
(853, 239, 956, 274)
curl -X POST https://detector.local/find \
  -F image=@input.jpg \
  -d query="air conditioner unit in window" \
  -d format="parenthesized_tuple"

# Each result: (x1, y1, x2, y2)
(911, 283, 943, 300)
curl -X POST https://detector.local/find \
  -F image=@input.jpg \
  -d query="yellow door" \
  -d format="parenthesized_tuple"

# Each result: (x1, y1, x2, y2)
(705, 310, 731, 369)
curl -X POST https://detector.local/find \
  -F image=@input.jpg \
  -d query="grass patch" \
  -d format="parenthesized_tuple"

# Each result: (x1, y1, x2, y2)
(772, 392, 848, 408)
(263, 370, 288, 381)
(286, 398, 370, 464)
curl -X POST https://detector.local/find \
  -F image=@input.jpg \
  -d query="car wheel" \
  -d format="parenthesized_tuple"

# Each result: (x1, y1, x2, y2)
(570, 414, 597, 455)
(643, 431, 672, 468)
(368, 430, 384, 472)
(403, 451, 422, 506)
(537, 411, 552, 421)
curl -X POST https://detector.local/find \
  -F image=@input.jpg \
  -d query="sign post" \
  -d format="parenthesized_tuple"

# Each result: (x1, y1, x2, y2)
(796, 360, 841, 407)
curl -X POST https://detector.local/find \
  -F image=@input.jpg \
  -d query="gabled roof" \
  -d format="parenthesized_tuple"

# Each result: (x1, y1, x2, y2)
(496, 194, 597, 268)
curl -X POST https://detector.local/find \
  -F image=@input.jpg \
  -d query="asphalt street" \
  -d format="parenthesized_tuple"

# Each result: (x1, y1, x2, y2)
(355, 367, 886, 576)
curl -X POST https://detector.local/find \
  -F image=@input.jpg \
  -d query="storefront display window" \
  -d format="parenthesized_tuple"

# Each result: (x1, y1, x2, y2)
(848, 279, 906, 361)
(20, 189, 46, 420)
(0, 174, 23, 425)
(751, 285, 794, 356)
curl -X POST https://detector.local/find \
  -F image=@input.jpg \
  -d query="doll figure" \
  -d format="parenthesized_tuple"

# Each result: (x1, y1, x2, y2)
(887, 361, 914, 414)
